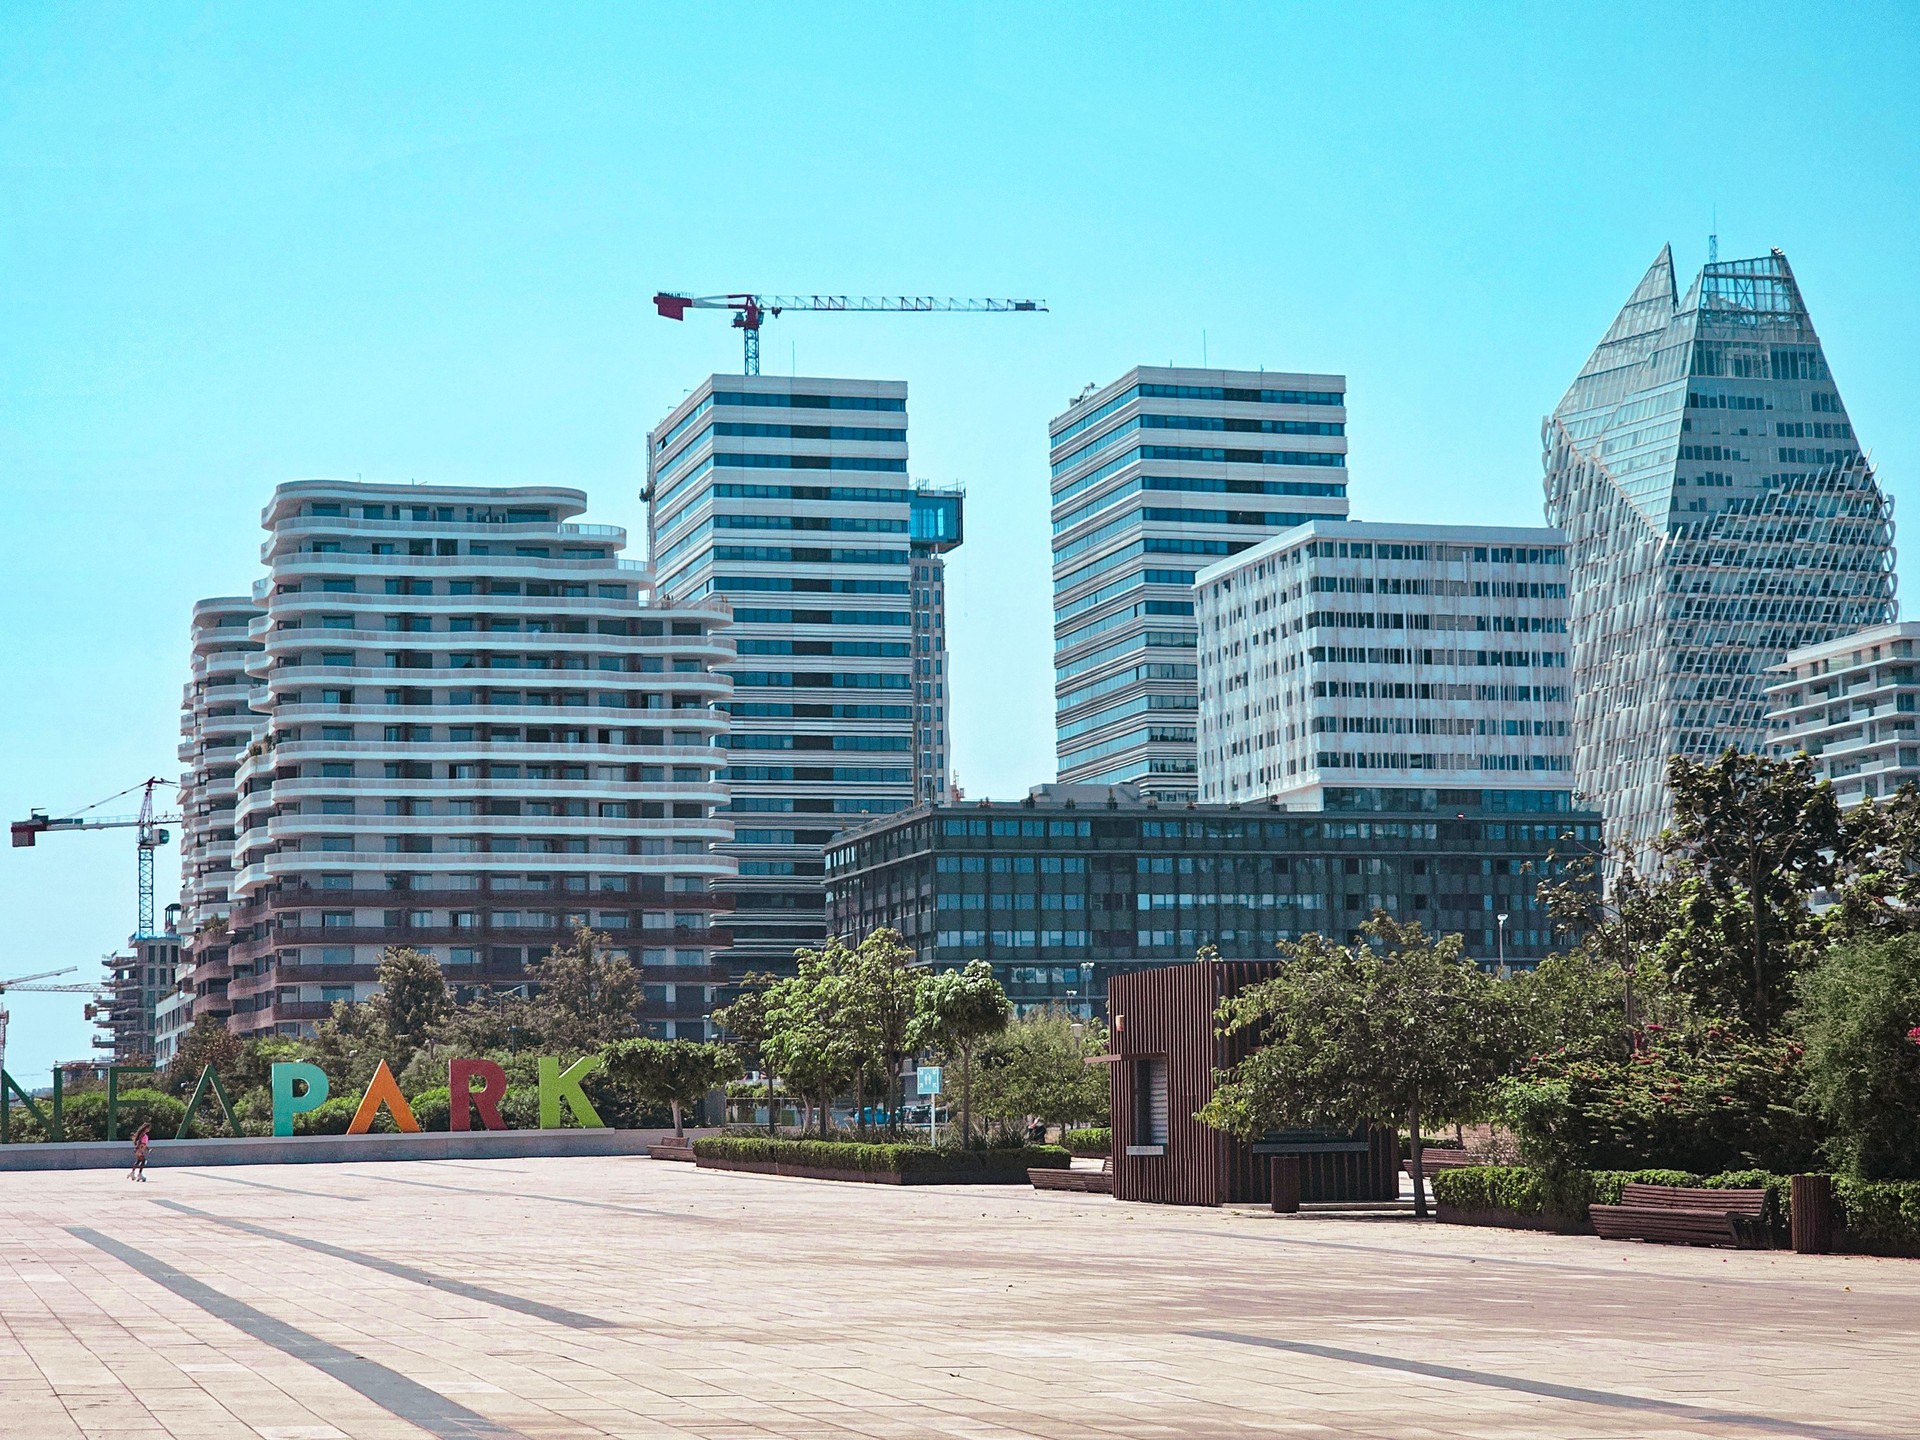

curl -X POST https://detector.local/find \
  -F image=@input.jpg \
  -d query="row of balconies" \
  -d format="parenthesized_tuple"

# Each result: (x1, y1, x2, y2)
(266, 552, 649, 580)
(234, 852, 736, 896)
(233, 883, 732, 917)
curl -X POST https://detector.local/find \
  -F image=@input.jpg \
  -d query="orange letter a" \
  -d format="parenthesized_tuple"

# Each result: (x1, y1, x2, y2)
(347, 1060, 421, 1135)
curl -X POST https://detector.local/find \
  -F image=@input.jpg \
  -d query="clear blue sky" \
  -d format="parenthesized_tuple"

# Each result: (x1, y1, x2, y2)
(3, 4, 1916, 1083)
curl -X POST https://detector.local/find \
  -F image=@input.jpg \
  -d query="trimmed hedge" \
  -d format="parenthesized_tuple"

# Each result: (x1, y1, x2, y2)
(1834, 1178, 1920, 1255)
(1434, 1166, 1764, 1225)
(1062, 1128, 1111, 1157)
(1432, 1165, 1920, 1255)
(693, 1137, 1069, 1175)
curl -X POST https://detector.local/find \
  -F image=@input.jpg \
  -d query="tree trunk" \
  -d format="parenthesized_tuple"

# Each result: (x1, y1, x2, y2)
(766, 1072, 776, 1137)
(670, 1098, 684, 1138)
(1408, 1100, 1429, 1218)
(819, 1091, 830, 1139)
(960, 1047, 973, 1146)
(854, 1073, 866, 1140)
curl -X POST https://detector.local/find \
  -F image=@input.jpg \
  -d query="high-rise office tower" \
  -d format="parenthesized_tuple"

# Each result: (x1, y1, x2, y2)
(191, 480, 737, 1040)
(1545, 247, 1896, 864)
(645, 376, 929, 974)
(1049, 366, 1349, 795)
(1195, 520, 1572, 808)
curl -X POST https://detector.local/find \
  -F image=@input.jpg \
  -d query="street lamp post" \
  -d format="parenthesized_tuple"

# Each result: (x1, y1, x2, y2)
(1496, 913, 1509, 979)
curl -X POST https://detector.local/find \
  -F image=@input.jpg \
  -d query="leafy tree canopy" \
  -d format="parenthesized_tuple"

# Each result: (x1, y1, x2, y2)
(1200, 913, 1520, 1215)
(974, 1007, 1109, 1138)
(1794, 934, 1920, 1179)
(601, 1037, 740, 1136)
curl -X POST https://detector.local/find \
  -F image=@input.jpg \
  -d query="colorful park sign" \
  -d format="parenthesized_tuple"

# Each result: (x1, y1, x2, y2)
(0, 1054, 605, 1143)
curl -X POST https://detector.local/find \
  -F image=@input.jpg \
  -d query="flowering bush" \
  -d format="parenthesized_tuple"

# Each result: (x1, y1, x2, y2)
(1495, 1019, 1821, 1176)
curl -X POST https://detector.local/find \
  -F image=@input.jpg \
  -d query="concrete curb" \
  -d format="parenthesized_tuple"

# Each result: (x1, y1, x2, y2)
(0, 1127, 715, 1171)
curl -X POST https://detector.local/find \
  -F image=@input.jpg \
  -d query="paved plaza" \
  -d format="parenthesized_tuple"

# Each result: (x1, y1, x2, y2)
(0, 1156, 1913, 1439)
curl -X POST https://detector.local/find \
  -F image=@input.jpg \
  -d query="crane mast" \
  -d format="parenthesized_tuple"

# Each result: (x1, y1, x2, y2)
(653, 292, 1048, 374)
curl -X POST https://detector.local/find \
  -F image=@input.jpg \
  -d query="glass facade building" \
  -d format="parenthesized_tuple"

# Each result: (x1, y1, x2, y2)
(1544, 247, 1896, 865)
(645, 375, 936, 977)
(825, 783, 1599, 1015)
(1196, 521, 1572, 807)
(1050, 367, 1349, 796)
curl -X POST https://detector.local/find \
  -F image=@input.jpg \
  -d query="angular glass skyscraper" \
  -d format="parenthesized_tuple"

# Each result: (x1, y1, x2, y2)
(1544, 247, 1896, 865)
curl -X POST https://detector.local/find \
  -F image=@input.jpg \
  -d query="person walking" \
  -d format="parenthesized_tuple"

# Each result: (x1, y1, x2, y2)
(129, 1121, 151, 1182)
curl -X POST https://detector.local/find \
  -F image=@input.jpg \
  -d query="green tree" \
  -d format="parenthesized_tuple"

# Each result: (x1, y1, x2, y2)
(974, 1007, 1109, 1139)
(910, 959, 1012, 1144)
(1823, 785, 1920, 944)
(1656, 749, 1841, 1034)
(1537, 840, 1683, 1047)
(601, 1038, 741, 1136)
(1506, 948, 1633, 1065)
(431, 988, 541, 1058)
(840, 928, 923, 1136)
(308, 992, 391, 1093)
(1200, 914, 1518, 1217)
(367, 947, 451, 1057)
(712, 971, 779, 1135)
(763, 946, 864, 1137)
(1795, 935, 1920, 1179)
(160, 1015, 246, 1097)
(528, 927, 643, 1053)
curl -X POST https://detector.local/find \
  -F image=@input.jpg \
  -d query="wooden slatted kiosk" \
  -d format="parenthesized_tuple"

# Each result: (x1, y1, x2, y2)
(1107, 957, 1399, 1207)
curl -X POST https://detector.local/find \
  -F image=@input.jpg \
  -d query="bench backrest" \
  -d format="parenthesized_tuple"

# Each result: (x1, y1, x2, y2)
(1618, 1183, 1767, 1215)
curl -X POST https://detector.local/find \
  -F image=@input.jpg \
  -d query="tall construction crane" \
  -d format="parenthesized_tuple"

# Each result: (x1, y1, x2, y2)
(653, 293, 1048, 375)
(0, 967, 95, 1080)
(12, 778, 181, 937)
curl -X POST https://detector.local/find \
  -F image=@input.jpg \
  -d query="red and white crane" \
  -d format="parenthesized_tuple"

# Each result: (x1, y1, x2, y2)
(653, 292, 1047, 375)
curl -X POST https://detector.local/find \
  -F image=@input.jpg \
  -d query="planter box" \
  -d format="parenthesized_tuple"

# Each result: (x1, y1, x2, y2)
(0, 1127, 676, 1172)
(1436, 1203, 1591, 1235)
(695, 1155, 1036, 1185)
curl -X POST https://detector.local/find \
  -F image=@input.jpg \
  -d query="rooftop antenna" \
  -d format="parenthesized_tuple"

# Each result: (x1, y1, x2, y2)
(1709, 205, 1718, 265)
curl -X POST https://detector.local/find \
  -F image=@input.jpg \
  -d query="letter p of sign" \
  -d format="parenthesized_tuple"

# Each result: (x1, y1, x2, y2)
(271, 1062, 329, 1137)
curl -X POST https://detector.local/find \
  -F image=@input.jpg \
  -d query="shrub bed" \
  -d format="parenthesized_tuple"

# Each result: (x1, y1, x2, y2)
(1062, 1127, 1111, 1158)
(1432, 1165, 1920, 1256)
(1833, 1178, 1920, 1257)
(692, 1137, 1069, 1184)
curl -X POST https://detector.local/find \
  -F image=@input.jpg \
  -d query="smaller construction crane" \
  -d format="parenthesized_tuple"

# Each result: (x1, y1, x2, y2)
(653, 293, 1048, 375)
(12, 778, 181, 937)
(0, 967, 95, 1080)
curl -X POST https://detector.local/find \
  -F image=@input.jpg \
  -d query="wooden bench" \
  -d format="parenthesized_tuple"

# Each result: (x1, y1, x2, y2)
(649, 1137, 698, 1162)
(1402, 1150, 1483, 1179)
(1030, 1167, 1115, 1195)
(1589, 1183, 1768, 1248)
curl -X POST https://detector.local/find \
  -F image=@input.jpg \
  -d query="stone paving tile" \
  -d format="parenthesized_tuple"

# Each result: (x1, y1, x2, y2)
(2, 1156, 1916, 1437)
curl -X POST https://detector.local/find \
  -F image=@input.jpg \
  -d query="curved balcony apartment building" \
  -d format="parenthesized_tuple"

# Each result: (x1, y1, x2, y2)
(185, 480, 738, 1039)
(173, 595, 267, 1040)
(1050, 367, 1350, 796)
